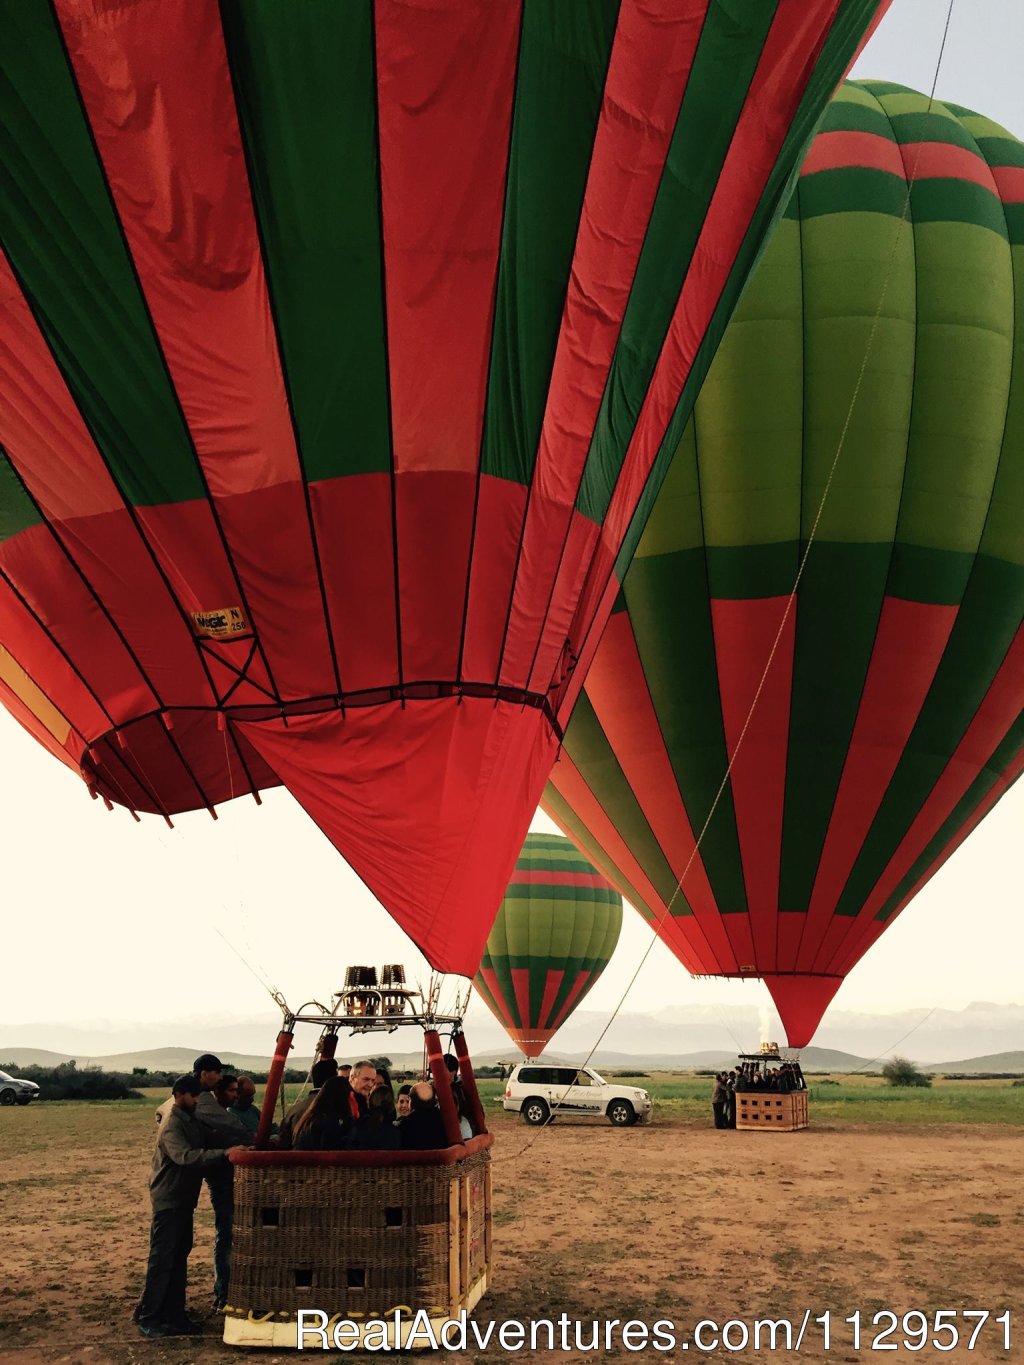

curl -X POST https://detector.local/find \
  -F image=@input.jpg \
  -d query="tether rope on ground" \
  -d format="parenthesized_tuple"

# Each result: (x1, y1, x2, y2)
(495, 0, 958, 1167)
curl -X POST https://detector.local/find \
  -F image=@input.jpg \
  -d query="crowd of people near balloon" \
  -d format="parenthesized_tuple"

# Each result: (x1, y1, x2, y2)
(136, 1050, 477, 1338)
(710, 1062, 806, 1130)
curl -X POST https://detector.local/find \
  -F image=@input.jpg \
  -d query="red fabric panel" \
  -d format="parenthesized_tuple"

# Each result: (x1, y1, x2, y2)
(310, 475, 398, 694)
(901, 141, 998, 188)
(797, 598, 957, 971)
(549, 969, 594, 1033)
(991, 166, 1024, 201)
(0, 527, 152, 731)
(375, 0, 519, 478)
(235, 697, 559, 974)
(763, 973, 843, 1048)
(462, 475, 527, 682)
(478, 966, 510, 1023)
(720, 915, 758, 976)
(827, 745, 1024, 980)
(538, 969, 566, 1029)
(817, 623, 1024, 973)
(234, 1131, 493, 1168)
(58, 0, 336, 699)
(583, 609, 733, 965)
(800, 129, 906, 177)
(776, 911, 809, 968)
(544, 753, 720, 975)
(394, 471, 475, 681)
(711, 597, 796, 971)
(0, 253, 213, 706)
(375, 0, 519, 682)
(511, 967, 532, 1032)
(500, 1, 705, 687)
(554, 0, 845, 697)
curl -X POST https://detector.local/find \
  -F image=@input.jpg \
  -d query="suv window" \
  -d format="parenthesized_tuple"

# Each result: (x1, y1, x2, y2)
(572, 1072, 594, 1087)
(518, 1067, 555, 1085)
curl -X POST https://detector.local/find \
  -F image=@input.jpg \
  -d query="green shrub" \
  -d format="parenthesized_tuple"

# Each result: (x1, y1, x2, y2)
(881, 1056, 932, 1088)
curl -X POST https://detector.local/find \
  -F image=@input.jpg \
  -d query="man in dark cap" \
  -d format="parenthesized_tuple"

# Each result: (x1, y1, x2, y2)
(188, 1054, 248, 1311)
(136, 1076, 245, 1337)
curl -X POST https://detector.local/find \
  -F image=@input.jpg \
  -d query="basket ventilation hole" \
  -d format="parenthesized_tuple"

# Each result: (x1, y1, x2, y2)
(385, 1207, 403, 1227)
(294, 1270, 313, 1288)
(261, 1207, 279, 1226)
(347, 1268, 366, 1289)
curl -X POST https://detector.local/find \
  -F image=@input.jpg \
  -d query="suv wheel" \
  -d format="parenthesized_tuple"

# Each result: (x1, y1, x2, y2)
(16, 1095, 32, 1106)
(521, 1097, 550, 1126)
(0, 1089, 16, 1107)
(607, 1099, 636, 1127)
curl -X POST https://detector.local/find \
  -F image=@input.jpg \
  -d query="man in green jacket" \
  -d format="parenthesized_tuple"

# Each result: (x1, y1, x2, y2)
(136, 1075, 245, 1337)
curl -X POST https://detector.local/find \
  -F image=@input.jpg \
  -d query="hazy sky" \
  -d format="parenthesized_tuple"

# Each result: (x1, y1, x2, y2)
(2, 0, 1021, 1050)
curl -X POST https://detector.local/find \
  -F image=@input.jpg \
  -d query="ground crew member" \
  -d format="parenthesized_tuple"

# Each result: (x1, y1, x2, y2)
(136, 1075, 244, 1337)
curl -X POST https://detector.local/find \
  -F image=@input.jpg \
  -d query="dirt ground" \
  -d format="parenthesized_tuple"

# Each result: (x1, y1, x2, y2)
(1, 1107, 1021, 1364)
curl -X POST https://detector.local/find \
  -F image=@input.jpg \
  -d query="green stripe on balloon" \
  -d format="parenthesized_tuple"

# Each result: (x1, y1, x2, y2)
(0, 4, 204, 506)
(480, 0, 621, 486)
(220, 0, 391, 480)
(0, 455, 41, 544)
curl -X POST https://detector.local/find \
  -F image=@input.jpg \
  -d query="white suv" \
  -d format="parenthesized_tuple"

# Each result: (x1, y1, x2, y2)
(503, 1064, 651, 1127)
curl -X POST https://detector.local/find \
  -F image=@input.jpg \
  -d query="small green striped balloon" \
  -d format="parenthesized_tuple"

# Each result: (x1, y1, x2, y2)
(474, 833, 622, 1057)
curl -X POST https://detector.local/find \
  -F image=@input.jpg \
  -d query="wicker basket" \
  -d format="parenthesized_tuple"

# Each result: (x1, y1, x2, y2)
(735, 1089, 809, 1132)
(223, 1138, 492, 1348)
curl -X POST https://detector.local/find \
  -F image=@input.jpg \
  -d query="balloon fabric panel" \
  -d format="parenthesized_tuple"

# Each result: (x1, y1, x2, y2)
(546, 82, 1024, 1046)
(0, 2, 890, 975)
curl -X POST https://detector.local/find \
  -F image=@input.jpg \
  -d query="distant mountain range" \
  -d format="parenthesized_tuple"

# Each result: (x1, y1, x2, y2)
(1, 999, 1020, 1073)
(2, 1044, 1022, 1076)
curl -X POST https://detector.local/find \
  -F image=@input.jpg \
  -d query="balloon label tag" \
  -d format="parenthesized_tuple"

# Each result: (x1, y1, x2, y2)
(190, 606, 250, 641)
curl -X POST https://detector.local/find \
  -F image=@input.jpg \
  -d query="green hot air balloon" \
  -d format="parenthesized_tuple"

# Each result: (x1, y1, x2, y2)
(545, 81, 1024, 1048)
(474, 834, 622, 1057)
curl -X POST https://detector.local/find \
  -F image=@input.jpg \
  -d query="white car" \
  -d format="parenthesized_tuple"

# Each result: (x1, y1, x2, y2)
(0, 1069, 41, 1106)
(503, 1063, 651, 1127)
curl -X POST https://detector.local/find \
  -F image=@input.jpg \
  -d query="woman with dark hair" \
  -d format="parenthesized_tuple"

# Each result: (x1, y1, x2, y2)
(292, 1076, 353, 1151)
(349, 1086, 400, 1151)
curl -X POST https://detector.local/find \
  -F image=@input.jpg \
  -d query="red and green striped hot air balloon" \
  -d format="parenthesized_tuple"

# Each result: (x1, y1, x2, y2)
(474, 834, 622, 1057)
(545, 81, 1024, 1047)
(0, 1, 890, 977)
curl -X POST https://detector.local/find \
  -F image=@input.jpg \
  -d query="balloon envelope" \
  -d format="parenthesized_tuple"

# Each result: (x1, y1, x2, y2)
(0, 2, 888, 974)
(474, 833, 622, 1057)
(545, 82, 1024, 1045)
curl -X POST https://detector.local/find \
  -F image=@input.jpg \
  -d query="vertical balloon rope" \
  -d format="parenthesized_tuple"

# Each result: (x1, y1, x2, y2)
(497, 0, 959, 1165)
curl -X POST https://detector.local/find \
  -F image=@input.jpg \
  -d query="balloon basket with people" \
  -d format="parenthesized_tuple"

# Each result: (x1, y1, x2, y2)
(727, 1046, 809, 1133)
(223, 971, 492, 1349)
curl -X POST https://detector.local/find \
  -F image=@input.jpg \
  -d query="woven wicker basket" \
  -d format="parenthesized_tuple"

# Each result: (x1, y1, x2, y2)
(223, 1138, 492, 1348)
(735, 1089, 809, 1132)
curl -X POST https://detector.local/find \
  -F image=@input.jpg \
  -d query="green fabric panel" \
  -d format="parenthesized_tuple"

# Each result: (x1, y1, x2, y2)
(798, 212, 914, 546)
(778, 543, 893, 912)
(0, 5, 204, 506)
(480, 0, 620, 484)
(0, 455, 42, 543)
(612, 8, 895, 583)
(883, 106, 983, 152)
(541, 783, 661, 926)
(875, 714, 1024, 923)
(836, 555, 1024, 917)
(818, 88, 894, 138)
(909, 181, 1010, 234)
(220, 0, 390, 479)
(503, 884, 621, 904)
(560, 692, 693, 913)
(796, 168, 908, 221)
(704, 544, 800, 599)
(973, 136, 1024, 169)
(622, 552, 747, 912)
(577, 0, 779, 524)
(890, 219, 1012, 555)
(691, 218, 804, 552)
(982, 246, 1024, 568)
(630, 418, 705, 558)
